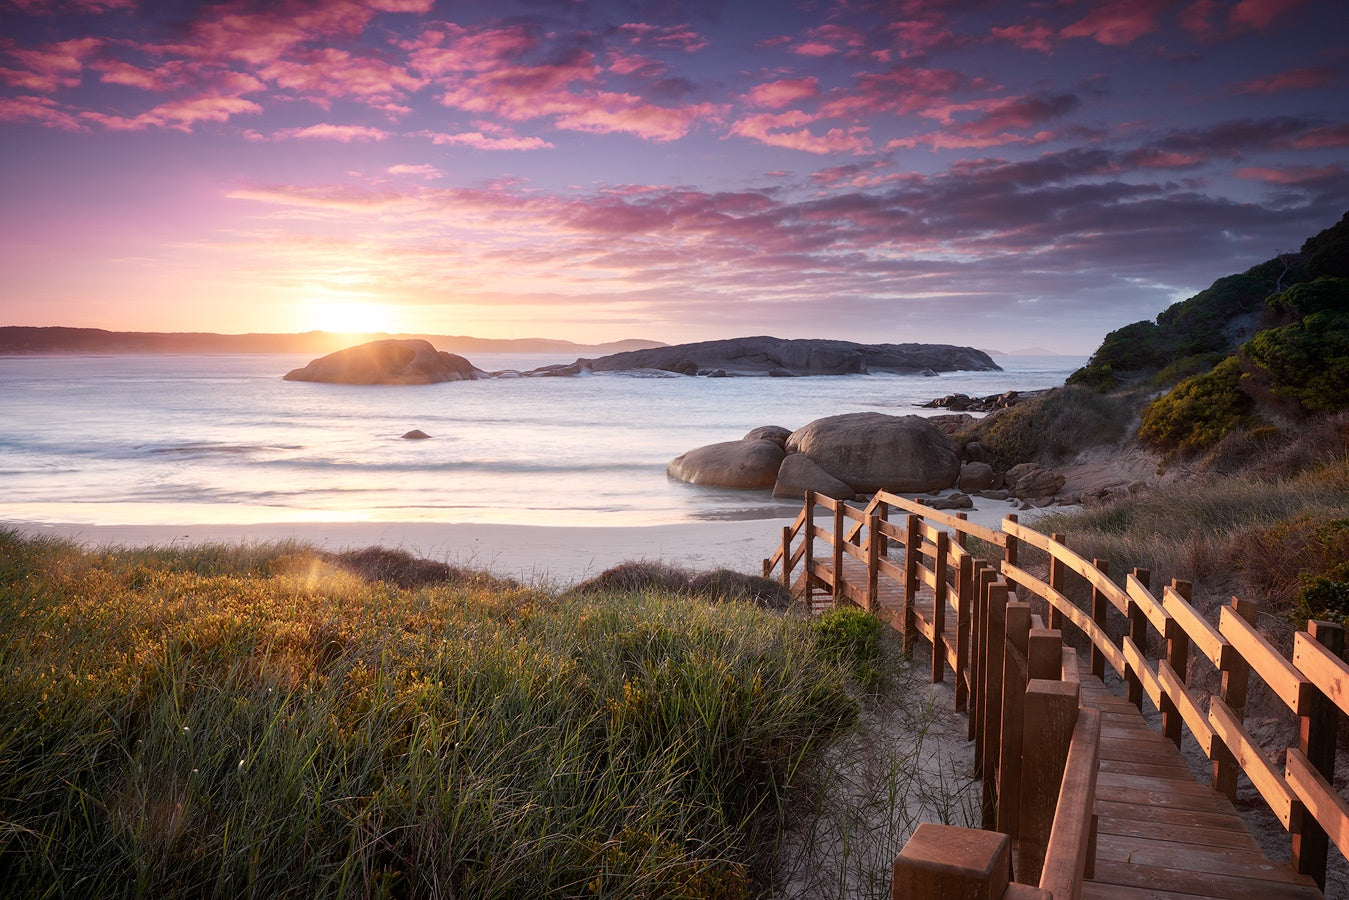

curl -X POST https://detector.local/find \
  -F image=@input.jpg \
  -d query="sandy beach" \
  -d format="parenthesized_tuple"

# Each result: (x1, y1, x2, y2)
(11, 493, 1059, 587)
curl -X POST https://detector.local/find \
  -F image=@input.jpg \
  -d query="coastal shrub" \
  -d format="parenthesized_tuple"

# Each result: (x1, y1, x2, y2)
(1138, 357, 1256, 453)
(961, 386, 1134, 469)
(1231, 516, 1349, 619)
(1152, 351, 1228, 388)
(1067, 320, 1171, 389)
(1302, 209, 1349, 279)
(0, 532, 854, 899)
(1262, 277, 1349, 325)
(813, 607, 882, 684)
(1242, 311, 1349, 413)
(1298, 577, 1349, 625)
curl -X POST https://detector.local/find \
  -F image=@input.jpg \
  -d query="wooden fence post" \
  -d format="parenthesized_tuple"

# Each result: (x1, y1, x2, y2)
(955, 511, 969, 550)
(802, 492, 815, 607)
(1048, 533, 1067, 632)
(956, 553, 974, 713)
(1213, 597, 1258, 800)
(1018, 679, 1080, 887)
(1162, 579, 1192, 747)
(998, 600, 1033, 836)
(1090, 559, 1110, 680)
(971, 562, 996, 752)
(1126, 568, 1149, 710)
(832, 502, 845, 602)
(1292, 619, 1345, 888)
(1005, 513, 1020, 595)
(779, 525, 792, 587)
(866, 514, 881, 613)
(932, 530, 950, 684)
(893, 824, 1013, 900)
(1028, 628, 1063, 683)
(903, 513, 921, 657)
(982, 581, 1010, 830)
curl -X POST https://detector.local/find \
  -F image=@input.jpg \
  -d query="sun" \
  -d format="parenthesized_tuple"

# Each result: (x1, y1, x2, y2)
(309, 301, 397, 335)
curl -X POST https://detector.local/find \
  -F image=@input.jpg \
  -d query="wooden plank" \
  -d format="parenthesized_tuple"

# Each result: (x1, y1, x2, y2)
(1287, 747, 1349, 861)
(1156, 659, 1214, 756)
(876, 555, 904, 584)
(841, 539, 867, 563)
(1086, 860, 1319, 897)
(1121, 636, 1163, 709)
(1094, 816, 1260, 850)
(1125, 572, 1168, 635)
(1293, 630, 1349, 718)
(1039, 706, 1100, 900)
(1219, 606, 1314, 716)
(1004, 561, 1125, 677)
(1209, 696, 1300, 829)
(874, 489, 1008, 546)
(1004, 519, 1129, 615)
(1161, 584, 1227, 669)
(1091, 840, 1320, 884)
(1093, 799, 1247, 831)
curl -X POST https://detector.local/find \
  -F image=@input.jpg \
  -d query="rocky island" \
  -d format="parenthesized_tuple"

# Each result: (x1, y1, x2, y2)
(282, 335, 1000, 384)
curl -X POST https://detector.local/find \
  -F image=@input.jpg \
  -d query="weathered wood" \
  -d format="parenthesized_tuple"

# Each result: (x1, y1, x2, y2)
(832, 503, 845, 601)
(982, 581, 1009, 829)
(1161, 581, 1227, 669)
(1121, 637, 1162, 709)
(1091, 559, 1110, 680)
(1219, 605, 1314, 716)
(1005, 561, 1127, 679)
(1048, 532, 1067, 632)
(1028, 628, 1063, 682)
(1209, 696, 1300, 829)
(932, 529, 950, 684)
(1125, 570, 1151, 710)
(1292, 620, 1343, 888)
(802, 492, 815, 606)
(903, 513, 921, 656)
(1214, 597, 1257, 800)
(1019, 680, 1080, 887)
(1286, 747, 1349, 863)
(893, 823, 1011, 900)
(1004, 513, 1020, 595)
(956, 553, 973, 712)
(1161, 580, 1193, 747)
(971, 562, 996, 748)
(1004, 520, 1129, 615)
(866, 514, 880, 612)
(1156, 658, 1213, 755)
(999, 600, 1032, 836)
(873, 489, 1007, 547)
(1039, 705, 1100, 900)
(1293, 629, 1349, 717)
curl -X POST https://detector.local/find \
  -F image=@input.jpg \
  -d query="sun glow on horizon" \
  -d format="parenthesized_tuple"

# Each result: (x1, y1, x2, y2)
(304, 300, 401, 336)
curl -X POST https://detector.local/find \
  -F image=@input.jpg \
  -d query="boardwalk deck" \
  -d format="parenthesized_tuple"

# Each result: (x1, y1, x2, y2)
(816, 553, 1323, 899)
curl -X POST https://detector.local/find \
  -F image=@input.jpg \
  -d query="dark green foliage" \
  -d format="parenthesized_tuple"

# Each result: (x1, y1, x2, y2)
(1157, 273, 1270, 356)
(1138, 356, 1256, 452)
(1243, 311, 1349, 413)
(1263, 277, 1349, 324)
(1153, 352, 1228, 388)
(960, 386, 1133, 469)
(813, 607, 882, 672)
(1298, 577, 1349, 625)
(1302, 210, 1349, 279)
(1067, 321, 1171, 389)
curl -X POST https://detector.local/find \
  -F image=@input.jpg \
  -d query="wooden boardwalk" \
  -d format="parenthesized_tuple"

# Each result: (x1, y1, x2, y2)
(820, 554, 1322, 899)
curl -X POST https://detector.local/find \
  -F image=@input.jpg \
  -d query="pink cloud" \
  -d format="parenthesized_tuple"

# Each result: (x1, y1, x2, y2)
(608, 52, 664, 77)
(9, 0, 135, 11)
(888, 130, 1043, 150)
(884, 17, 959, 58)
(0, 93, 85, 129)
(366, 0, 434, 11)
(388, 163, 442, 178)
(990, 22, 1058, 52)
(730, 111, 871, 154)
(1178, 0, 1222, 39)
(819, 66, 966, 120)
(1233, 66, 1336, 94)
(1235, 164, 1342, 184)
(1124, 148, 1206, 168)
(744, 77, 820, 110)
(275, 123, 388, 141)
(1061, 0, 1171, 46)
(162, 0, 375, 68)
(260, 48, 425, 106)
(405, 24, 538, 76)
(1229, 0, 1306, 31)
(82, 94, 262, 130)
(1, 36, 101, 92)
(613, 23, 709, 53)
(427, 130, 553, 150)
(1291, 124, 1349, 148)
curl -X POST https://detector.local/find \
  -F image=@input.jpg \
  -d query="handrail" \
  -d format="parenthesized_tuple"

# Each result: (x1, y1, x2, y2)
(767, 489, 1346, 895)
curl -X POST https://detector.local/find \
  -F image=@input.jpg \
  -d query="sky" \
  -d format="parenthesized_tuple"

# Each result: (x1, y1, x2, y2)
(1, 0, 1346, 353)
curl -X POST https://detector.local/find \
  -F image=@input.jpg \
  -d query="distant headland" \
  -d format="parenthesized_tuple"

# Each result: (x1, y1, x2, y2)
(0, 326, 662, 358)
(282, 336, 1001, 384)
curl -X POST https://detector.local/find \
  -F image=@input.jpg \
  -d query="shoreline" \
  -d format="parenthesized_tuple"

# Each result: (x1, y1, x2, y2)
(8, 494, 1064, 587)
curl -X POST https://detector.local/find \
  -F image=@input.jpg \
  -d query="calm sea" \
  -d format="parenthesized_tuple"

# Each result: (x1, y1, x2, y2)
(0, 353, 1085, 528)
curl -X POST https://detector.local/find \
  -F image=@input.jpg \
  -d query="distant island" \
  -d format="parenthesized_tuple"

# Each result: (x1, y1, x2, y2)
(0, 326, 663, 358)
(282, 336, 1001, 384)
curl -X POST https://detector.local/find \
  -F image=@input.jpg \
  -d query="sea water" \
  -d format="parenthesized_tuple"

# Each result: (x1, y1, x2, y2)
(0, 353, 1085, 528)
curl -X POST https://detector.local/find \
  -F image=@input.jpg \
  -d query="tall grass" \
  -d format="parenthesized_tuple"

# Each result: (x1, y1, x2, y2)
(0, 530, 856, 898)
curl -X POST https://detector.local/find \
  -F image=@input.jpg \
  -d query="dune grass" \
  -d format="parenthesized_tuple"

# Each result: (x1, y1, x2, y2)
(0, 530, 862, 899)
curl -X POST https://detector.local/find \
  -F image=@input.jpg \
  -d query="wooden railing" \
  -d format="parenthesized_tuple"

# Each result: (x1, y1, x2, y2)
(764, 491, 1348, 897)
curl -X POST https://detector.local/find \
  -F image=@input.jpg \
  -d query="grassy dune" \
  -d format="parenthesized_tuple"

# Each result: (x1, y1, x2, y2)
(0, 532, 864, 898)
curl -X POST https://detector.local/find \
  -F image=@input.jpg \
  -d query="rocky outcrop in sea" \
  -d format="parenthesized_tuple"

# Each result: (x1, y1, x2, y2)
(283, 339, 483, 385)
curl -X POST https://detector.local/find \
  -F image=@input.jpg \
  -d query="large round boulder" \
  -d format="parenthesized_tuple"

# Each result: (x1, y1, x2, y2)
(773, 453, 854, 501)
(284, 339, 481, 385)
(667, 439, 785, 489)
(786, 412, 960, 493)
(743, 425, 792, 448)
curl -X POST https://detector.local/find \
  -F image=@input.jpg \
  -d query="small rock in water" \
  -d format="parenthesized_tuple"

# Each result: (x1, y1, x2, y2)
(402, 429, 431, 440)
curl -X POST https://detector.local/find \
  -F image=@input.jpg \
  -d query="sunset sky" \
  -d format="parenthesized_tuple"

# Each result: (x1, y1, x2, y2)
(2, 0, 1345, 353)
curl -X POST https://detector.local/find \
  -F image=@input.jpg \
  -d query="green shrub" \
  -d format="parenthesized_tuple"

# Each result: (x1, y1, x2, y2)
(813, 607, 882, 679)
(1067, 321, 1172, 389)
(965, 386, 1135, 469)
(1243, 311, 1349, 413)
(1152, 352, 1228, 387)
(1263, 277, 1349, 323)
(1302, 210, 1349, 279)
(1298, 577, 1349, 624)
(1138, 356, 1256, 452)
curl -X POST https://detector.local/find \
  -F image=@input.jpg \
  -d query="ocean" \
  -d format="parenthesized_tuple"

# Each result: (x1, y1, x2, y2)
(0, 353, 1086, 528)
